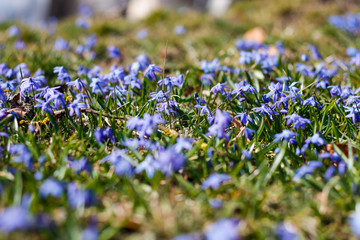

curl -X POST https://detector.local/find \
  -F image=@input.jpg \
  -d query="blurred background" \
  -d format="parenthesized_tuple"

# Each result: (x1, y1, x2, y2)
(0, 0, 234, 24)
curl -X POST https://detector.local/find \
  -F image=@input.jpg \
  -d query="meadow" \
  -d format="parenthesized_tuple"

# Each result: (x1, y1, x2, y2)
(1, 0, 360, 239)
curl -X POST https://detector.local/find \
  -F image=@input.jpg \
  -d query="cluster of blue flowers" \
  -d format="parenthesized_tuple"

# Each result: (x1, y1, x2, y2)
(2, 7, 360, 239)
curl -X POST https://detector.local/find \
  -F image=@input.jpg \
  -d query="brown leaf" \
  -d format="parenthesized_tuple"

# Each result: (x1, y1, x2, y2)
(6, 108, 27, 118)
(243, 27, 266, 44)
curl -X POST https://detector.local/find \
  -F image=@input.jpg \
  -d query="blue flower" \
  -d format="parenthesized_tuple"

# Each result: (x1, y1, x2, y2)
(156, 100, 179, 115)
(174, 137, 193, 153)
(107, 46, 122, 59)
(67, 183, 95, 209)
(174, 25, 186, 35)
(243, 127, 256, 140)
(156, 148, 186, 176)
(234, 113, 254, 126)
(349, 207, 360, 237)
(265, 82, 285, 102)
(68, 99, 87, 117)
(308, 45, 322, 60)
(94, 127, 116, 144)
(235, 39, 264, 50)
(199, 58, 219, 73)
(301, 53, 309, 62)
(211, 82, 231, 96)
(284, 114, 311, 129)
(346, 47, 358, 57)
(14, 40, 26, 50)
(0, 206, 31, 232)
(8, 25, 20, 37)
(66, 78, 87, 91)
(76, 17, 90, 30)
(172, 233, 201, 240)
(276, 222, 299, 240)
(101, 150, 134, 177)
(328, 85, 342, 97)
(144, 64, 162, 81)
(209, 198, 223, 209)
(136, 54, 151, 70)
(126, 113, 165, 139)
(34, 99, 55, 114)
(135, 155, 159, 178)
(82, 219, 98, 240)
(206, 109, 232, 140)
(274, 130, 298, 143)
(53, 37, 70, 51)
(344, 104, 360, 124)
(201, 173, 231, 190)
(205, 218, 240, 240)
(39, 178, 64, 198)
(252, 104, 279, 120)
(137, 29, 148, 39)
(304, 133, 326, 147)
(20, 77, 45, 97)
(9, 144, 33, 170)
(293, 161, 322, 182)
(68, 157, 92, 174)
(303, 97, 323, 109)
(231, 81, 257, 97)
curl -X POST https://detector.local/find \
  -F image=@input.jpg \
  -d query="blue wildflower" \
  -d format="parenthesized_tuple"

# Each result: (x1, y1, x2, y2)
(68, 99, 87, 117)
(201, 173, 231, 190)
(205, 218, 241, 240)
(68, 157, 92, 174)
(101, 150, 134, 177)
(39, 178, 64, 198)
(284, 114, 311, 129)
(0, 206, 31, 232)
(276, 222, 299, 240)
(293, 161, 323, 182)
(206, 109, 232, 140)
(211, 82, 231, 96)
(274, 130, 298, 143)
(144, 64, 162, 81)
(174, 25, 186, 35)
(349, 207, 360, 238)
(67, 183, 95, 209)
(107, 46, 122, 59)
(137, 29, 148, 39)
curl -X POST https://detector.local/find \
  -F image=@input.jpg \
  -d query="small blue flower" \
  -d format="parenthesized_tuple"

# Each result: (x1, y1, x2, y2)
(284, 114, 311, 129)
(174, 25, 186, 35)
(144, 64, 162, 81)
(39, 178, 64, 198)
(349, 206, 360, 237)
(137, 29, 148, 39)
(8, 25, 20, 37)
(201, 173, 231, 190)
(101, 150, 134, 177)
(205, 218, 240, 240)
(68, 99, 87, 117)
(53, 37, 70, 51)
(274, 130, 298, 143)
(293, 161, 322, 182)
(276, 222, 299, 240)
(67, 183, 95, 209)
(107, 46, 122, 59)
(68, 157, 92, 174)
(209, 198, 223, 209)
(0, 206, 31, 232)
(211, 82, 231, 96)
(206, 109, 232, 140)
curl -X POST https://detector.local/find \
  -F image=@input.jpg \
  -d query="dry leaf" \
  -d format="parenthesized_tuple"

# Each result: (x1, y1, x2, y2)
(243, 27, 266, 43)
